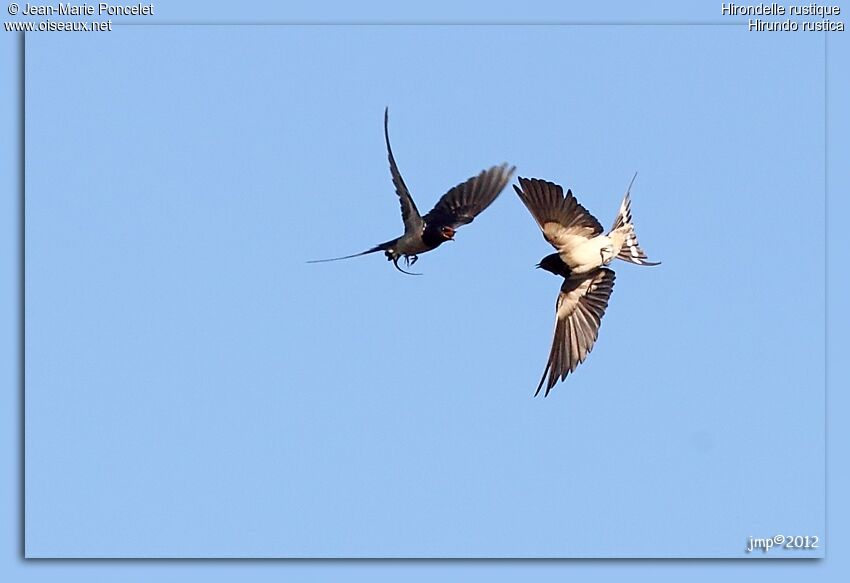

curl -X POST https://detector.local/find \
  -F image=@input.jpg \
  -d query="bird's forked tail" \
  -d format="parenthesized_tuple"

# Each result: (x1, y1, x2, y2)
(306, 241, 392, 264)
(608, 173, 660, 266)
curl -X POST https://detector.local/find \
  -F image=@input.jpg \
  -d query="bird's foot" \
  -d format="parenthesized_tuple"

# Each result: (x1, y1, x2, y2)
(392, 257, 422, 276)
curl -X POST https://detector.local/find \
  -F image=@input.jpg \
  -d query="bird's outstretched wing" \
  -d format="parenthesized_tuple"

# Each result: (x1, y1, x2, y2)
(536, 268, 615, 396)
(423, 164, 515, 229)
(513, 177, 603, 252)
(384, 108, 424, 235)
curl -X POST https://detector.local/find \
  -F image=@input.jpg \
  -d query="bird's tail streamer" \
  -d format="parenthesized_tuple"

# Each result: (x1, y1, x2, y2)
(608, 173, 660, 266)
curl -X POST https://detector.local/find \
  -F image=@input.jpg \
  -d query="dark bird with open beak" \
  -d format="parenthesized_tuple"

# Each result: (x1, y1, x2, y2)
(309, 108, 515, 275)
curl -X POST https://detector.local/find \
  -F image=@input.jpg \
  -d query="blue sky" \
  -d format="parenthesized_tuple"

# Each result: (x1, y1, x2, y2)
(3, 0, 849, 580)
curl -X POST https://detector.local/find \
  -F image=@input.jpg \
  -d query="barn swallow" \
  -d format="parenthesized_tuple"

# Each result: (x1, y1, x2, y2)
(514, 174, 659, 396)
(308, 108, 515, 275)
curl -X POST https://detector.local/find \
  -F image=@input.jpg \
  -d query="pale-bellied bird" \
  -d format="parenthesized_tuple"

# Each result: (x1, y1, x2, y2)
(514, 175, 659, 396)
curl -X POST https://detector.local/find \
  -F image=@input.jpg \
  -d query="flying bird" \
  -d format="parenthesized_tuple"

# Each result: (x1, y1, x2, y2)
(308, 108, 515, 275)
(514, 175, 659, 396)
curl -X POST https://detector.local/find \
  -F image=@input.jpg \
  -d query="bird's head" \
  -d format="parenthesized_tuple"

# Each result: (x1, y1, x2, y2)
(537, 253, 571, 278)
(439, 226, 456, 241)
